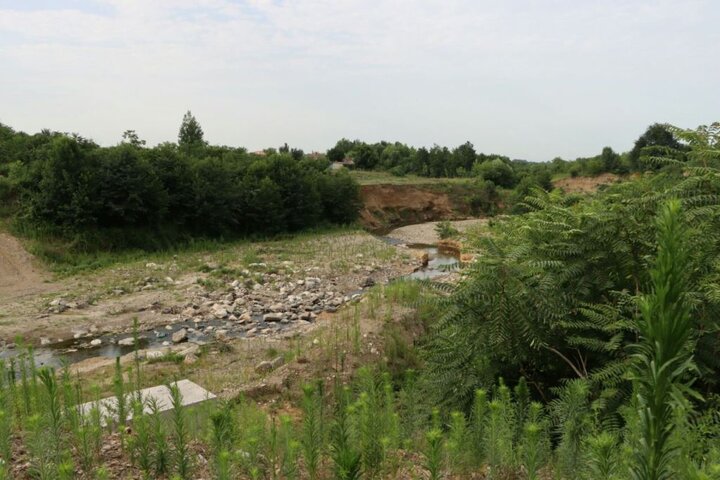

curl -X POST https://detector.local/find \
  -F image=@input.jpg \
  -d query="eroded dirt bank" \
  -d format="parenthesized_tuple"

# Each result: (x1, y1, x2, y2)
(359, 183, 476, 230)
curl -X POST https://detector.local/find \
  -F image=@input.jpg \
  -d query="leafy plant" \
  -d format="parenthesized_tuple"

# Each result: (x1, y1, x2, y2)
(631, 200, 697, 480)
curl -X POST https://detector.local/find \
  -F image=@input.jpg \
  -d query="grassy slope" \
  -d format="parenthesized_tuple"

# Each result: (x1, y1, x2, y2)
(350, 170, 474, 185)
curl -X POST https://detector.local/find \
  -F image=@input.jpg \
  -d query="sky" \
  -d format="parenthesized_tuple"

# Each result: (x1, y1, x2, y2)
(0, 0, 718, 161)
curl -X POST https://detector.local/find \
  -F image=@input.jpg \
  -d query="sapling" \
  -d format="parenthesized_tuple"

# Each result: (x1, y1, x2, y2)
(424, 428, 444, 480)
(585, 431, 619, 479)
(60, 365, 80, 436)
(149, 397, 170, 476)
(301, 383, 323, 480)
(355, 372, 384, 476)
(520, 406, 550, 480)
(279, 414, 299, 480)
(169, 382, 192, 479)
(131, 398, 153, 478)
(514, 377, 530, 442)
(38, 367, 62, 462)
(330, 386, 361, 480)
(470, 389, 488, 466)
(0, 411, 10, 466)
(631, 200, 697, 480)
(446, 411, 469, 474)
(210, 402, 237, 478)
(112, 357, 127, 449)
(57, 459, 74, 480)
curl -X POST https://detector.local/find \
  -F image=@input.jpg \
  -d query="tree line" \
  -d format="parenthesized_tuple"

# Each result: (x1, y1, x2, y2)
(0, 112, 360, 250)
(326, 122, 689, 185)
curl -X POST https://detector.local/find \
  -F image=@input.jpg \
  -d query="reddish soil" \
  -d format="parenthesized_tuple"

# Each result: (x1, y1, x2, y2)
(359, 184, 471, 230)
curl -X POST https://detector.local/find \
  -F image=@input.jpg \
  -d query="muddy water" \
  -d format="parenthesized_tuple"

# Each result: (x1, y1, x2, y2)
(376, 235, 459, 280)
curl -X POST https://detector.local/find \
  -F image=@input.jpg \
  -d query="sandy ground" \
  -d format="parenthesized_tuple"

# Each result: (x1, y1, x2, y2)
(385, 218, 488, 245)
(0, 232, 54, 298)
(553, 172, 620, 194)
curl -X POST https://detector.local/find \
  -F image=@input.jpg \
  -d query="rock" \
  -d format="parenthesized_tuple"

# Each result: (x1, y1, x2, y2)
(90, 339, 102, 347)
(183, 354, 198, 365)
(214, 329, 229, 341)
(165, 276, 174, 284)
(145, 262, 159, 269)
(361, 277, 375, 288)
(118, 337, 136, 347)
(263, 313, 283, 322)
(176, 344, 199, 358)
(268, 303, 284, 313)
(255, 360, 273, 374)
(146, 349, 166, 360)
(211, 305, 229, 319)
(238, 312, 252, 323)
(270, 356, 285, 369)
(49, 297, 66, 307)
(172, 328, 188, 344)
(40, 337, 51, 346)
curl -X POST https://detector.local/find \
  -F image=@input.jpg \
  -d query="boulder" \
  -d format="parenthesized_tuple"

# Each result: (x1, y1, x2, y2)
(172, 328, 188, 344)
(118, 337, 136, 347)
(90, 339, 102, 347)
(263, 313, 283, 322)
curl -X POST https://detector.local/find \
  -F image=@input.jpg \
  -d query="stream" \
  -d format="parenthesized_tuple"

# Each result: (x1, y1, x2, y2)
(1, 227, 460, 369)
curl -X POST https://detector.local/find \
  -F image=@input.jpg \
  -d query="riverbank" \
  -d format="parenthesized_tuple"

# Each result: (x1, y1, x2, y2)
(384, 218, 488, 245)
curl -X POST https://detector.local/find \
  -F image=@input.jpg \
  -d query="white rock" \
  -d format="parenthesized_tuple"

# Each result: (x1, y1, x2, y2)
(172, 328, 188, 343)
(90, 339, 102, 347)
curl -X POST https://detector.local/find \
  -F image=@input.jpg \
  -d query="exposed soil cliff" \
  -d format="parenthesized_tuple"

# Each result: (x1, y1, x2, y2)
(359, 184, 474, 231)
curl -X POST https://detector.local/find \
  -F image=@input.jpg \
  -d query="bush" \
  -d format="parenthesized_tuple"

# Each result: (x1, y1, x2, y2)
(435, 221, 459, 239)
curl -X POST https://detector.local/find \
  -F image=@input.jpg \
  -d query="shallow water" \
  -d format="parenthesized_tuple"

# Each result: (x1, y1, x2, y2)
(3, 227, 458, 368)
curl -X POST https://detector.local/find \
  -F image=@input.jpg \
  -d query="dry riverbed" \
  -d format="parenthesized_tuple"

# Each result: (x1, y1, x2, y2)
(384, 218, 488, 245)
(0, 230, 425, 373)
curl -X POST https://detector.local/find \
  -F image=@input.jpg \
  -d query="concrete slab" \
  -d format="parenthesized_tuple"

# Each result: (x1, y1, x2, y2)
(78, 379, 216, 423)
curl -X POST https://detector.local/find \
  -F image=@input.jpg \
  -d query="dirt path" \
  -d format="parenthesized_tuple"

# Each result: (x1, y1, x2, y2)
(0, 232, 54, 299)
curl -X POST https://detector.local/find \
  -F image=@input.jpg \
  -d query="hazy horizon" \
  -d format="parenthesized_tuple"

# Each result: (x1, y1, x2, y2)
(1, 0, 718, 161)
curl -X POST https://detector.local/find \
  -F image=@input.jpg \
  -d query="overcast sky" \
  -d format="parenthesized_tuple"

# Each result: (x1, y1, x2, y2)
(0, 0, 718, 161)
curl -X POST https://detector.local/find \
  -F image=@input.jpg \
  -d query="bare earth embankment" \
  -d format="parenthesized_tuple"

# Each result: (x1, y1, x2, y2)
(0, 232, 54, 298)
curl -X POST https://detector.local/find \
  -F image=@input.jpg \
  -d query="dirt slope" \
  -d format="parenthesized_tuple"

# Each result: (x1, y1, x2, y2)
(0, 232, 50, 298)
(553, 173, 620, 194)
(359, 184, 472, 230)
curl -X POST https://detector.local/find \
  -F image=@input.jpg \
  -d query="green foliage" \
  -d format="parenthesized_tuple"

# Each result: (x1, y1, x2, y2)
(2, 119, 361, 252)
(169, 382, 193, 479)
(423, 428, 444, 480)
(301, 383, 323, 480)
(330, 386, 362, 480)
(631, 200, 697, 480)
(434, 220, 459, 239)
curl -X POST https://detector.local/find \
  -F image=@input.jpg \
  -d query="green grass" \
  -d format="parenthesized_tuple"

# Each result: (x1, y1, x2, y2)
(349, 170, 474, 186)
(19, 225, 365, 276)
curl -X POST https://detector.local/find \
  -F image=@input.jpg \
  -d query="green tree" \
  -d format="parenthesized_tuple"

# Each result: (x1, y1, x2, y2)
(178, 111, 206, 153)
(629, 124, 685, 171)
(121, 130, 146, 147)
